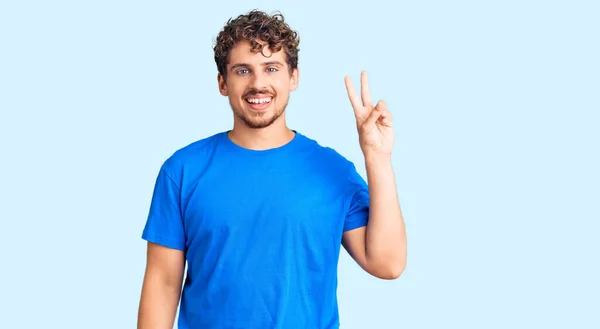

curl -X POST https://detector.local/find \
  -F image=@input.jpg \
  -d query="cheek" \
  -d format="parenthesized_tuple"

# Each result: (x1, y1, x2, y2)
(272, 79, 290, 93)
(229, 86, 245, 99)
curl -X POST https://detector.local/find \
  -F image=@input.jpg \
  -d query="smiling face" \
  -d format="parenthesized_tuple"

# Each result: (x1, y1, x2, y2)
(218, 40, 299, 129)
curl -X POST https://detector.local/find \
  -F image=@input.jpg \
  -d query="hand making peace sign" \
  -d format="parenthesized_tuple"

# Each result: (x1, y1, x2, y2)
(344, 71, 395, 158)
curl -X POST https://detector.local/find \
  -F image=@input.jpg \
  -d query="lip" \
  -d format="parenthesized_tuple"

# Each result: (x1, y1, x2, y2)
(244, 95, 273, 111)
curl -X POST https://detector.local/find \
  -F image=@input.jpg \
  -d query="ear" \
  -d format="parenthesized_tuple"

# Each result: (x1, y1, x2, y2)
(289, 67, 299, 92)
(218, 72, 228, 96)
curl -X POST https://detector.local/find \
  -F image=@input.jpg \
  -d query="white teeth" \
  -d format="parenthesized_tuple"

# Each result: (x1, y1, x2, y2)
(247, 97, 272, 104)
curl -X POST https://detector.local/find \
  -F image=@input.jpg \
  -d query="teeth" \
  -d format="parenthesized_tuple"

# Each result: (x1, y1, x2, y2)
(247, 97, 272, 104)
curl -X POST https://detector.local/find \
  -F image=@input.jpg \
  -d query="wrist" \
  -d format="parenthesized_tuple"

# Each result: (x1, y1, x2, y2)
(363, 151, 392, 166)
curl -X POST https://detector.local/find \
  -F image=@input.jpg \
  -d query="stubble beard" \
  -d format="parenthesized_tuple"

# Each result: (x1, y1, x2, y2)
(233, 101, 287, 129)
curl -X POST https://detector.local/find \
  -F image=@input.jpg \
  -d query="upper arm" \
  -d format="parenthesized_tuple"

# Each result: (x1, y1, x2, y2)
(343, 227, 402, 280)
(144, 242, 185, 289)
(138, 243, 185, 328)
(341, 161, 370, 270)
(342, 226, 369, 271)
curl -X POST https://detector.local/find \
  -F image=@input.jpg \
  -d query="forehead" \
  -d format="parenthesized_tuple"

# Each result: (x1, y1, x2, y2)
(228, 40, 287, 66)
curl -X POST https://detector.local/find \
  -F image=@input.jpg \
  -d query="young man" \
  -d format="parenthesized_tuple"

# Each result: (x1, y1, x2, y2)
(137, 10, 406, 329)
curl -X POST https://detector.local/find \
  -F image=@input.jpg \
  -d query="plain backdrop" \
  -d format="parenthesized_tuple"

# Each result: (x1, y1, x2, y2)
(0, 0, 598, 328)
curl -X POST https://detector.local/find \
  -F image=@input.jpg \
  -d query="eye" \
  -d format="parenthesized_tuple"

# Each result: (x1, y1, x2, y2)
(266, 67, 278, 73)
(236, 69, 249, 75)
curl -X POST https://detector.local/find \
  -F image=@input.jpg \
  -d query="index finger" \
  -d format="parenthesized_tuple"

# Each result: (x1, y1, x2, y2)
(344, 76, 363, 116)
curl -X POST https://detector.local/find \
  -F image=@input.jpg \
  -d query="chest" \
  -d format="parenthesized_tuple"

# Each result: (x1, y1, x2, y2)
(180, 161, 347, 245)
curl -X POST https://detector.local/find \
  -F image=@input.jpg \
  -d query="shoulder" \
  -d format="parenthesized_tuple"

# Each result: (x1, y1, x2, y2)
(158, 131, 226, 177)
(296, 132, 357, 173)
(296, 133, 367, 198)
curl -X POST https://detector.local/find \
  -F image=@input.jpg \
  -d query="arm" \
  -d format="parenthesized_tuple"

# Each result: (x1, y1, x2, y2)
(137, 242, 185, 329)
(342, 155, 406, 279)
(342, 71, 407, 279)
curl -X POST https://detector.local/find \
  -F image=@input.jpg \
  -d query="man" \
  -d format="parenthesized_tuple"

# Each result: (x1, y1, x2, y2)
(137, 9, 406, 329)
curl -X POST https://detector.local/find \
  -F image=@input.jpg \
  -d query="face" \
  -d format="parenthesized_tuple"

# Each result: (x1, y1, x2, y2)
(218, 40, 299, 129)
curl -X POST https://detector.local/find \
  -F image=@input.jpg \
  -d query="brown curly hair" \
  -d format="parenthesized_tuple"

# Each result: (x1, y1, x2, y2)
(213, 10, 300, 81)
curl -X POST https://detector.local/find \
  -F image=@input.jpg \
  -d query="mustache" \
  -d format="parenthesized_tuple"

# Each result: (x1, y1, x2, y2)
(244, 89, 275, 97)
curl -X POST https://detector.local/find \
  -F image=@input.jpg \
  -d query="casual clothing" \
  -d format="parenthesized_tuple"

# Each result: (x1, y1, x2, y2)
(142, 130, 369, 329)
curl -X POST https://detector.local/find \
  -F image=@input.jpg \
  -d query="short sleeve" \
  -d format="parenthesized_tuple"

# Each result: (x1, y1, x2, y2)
(141, 166, 186, 250)
(343, 163, 370, 232)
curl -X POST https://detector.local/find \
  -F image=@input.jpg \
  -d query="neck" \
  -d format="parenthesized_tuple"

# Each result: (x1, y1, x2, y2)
(228, 119, 295, 151)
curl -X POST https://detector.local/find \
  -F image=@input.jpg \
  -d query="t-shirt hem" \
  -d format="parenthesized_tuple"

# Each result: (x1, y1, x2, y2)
(141, 232, 186, 251)
(343, 212, 369, 232)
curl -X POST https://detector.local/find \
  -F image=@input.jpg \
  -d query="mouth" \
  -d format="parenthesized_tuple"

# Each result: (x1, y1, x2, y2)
(244, 95, 273, 111)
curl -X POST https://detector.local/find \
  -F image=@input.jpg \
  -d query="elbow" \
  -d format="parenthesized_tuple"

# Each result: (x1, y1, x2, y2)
(364, 243, 408, 280)
(381, 263, 405, 280)
(369, 260, 406, 280)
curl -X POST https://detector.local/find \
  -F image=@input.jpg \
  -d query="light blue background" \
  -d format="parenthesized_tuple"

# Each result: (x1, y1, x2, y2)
(1, 0, 598, 328)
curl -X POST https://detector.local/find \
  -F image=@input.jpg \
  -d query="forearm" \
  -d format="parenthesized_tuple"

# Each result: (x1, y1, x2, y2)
(364, 154, 407, 275)
(137, 274, 182, 329)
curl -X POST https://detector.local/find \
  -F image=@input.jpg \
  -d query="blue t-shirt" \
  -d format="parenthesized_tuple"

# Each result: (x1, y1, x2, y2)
(142, 130, 370, 329)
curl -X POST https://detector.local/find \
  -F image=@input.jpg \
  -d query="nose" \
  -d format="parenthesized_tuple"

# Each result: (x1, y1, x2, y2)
(249, 70, 268, 90)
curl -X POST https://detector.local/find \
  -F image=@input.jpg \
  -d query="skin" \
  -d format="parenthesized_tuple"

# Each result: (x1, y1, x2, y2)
(341, 72, 407, 280)
(217, 40, 299, 151)
(137, 39, 407, 329)
(137, 243, 185, 329)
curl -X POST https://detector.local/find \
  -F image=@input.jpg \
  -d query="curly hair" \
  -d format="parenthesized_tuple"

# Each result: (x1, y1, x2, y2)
(213, 10, 300, 80)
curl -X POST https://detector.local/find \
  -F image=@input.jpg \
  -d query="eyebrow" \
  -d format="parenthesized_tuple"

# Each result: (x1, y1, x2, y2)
(230, 61, 284, 71)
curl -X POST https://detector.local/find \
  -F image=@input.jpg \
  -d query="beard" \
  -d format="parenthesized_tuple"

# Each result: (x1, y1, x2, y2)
(231, 99, 288, 129)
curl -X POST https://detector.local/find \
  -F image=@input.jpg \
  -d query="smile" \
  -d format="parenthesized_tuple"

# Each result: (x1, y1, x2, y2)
(245, 97, 272, 104)
(244, 96, 273, 111)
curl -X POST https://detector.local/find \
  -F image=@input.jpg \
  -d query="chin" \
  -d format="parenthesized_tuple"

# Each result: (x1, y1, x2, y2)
(235, 107, 284, 129)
